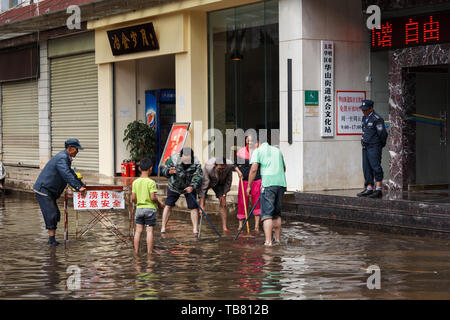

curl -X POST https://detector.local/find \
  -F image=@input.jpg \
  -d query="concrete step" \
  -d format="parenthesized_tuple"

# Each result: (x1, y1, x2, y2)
(283, 191, 450, 238)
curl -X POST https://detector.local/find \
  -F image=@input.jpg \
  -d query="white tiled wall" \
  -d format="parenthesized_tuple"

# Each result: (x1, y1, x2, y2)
(279, 0, 369, 191)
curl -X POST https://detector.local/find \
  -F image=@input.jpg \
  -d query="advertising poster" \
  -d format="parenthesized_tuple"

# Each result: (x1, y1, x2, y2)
(145, 94, 157, 129)
(159, 122, 190, 167)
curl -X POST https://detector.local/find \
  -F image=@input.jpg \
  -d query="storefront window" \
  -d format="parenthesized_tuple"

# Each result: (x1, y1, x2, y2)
(208, 0, 279, 153)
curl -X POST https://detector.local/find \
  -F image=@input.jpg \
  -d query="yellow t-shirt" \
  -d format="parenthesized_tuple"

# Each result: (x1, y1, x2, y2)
(132, 177, 158, 209)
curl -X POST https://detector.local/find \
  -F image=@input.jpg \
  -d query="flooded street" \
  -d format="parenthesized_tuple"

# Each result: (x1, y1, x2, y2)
(0, 192, 449, 300)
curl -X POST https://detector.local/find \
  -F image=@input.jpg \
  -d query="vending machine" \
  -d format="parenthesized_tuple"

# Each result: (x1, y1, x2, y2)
(145, 89, 176, 175)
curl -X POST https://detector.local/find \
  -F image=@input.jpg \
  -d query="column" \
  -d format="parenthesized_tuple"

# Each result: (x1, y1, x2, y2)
(38, 40, 51, 168)
(98, 63, 114, 177)
(175, 11, 208, 163)
(279, 0, 304, 191)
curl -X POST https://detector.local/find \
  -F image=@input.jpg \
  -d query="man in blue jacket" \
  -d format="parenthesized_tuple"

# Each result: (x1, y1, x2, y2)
(34, 138, 87, 246)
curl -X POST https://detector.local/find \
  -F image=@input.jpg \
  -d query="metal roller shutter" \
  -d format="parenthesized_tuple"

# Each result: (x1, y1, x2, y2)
(51, 52, 98, 171)
(2, 80, 39, 167)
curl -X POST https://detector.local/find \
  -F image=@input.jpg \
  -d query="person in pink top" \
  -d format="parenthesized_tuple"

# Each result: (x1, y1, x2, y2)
(235, 134, 262, 232)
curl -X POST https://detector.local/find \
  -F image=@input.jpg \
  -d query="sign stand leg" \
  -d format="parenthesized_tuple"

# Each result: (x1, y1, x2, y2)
(64, 190, 69, 247)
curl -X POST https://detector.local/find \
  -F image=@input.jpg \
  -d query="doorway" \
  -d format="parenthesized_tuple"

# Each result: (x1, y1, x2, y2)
(409, 65, 449, 189)
(114, 55, 175, 174)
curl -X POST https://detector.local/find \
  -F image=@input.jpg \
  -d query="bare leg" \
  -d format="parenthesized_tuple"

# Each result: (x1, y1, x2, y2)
(48, 229, 55, 237)
(134, 224, 144, 254)
(219, 196, 229, 232)
(263, 219, 273, 246)
(199, 197, 206, 211)
(254, 215, 261, 232)
(191, 208, 199, 234)
(146, 226, 154, 254)
(272, 217, 282, 243)
(161, 205, 172, 233)
(238, 219, 244, 231)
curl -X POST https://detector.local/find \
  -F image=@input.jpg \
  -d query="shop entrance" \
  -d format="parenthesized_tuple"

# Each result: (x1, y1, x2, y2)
(114, 55, 175, 175)
(409, 65, 449, 189)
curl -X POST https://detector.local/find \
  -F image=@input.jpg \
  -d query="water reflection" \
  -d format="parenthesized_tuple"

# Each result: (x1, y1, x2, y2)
(0, 193, 449, 300)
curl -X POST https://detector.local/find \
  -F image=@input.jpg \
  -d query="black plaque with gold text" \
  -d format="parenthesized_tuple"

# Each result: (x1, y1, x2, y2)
(107, 22, 159, 56)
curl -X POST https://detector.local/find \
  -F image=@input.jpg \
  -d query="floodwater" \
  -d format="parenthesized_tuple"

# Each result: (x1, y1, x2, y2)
(0, 192, 449, 300)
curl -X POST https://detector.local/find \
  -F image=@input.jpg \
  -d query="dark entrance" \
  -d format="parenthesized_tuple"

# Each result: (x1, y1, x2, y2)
(409, 66, 449, 188)
(388, 44, 450, 191)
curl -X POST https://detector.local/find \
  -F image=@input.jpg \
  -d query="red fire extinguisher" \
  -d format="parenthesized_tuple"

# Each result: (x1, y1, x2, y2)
(129, 161, 136, 177)
(121, 160, 129, 177)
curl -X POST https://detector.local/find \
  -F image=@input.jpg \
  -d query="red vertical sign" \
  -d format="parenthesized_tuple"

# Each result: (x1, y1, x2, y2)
(160, 123, 190, 166)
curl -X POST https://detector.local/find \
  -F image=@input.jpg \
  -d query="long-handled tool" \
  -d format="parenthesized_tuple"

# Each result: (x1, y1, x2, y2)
(189, 193, 221, 238)
(234, 194, 261, 241)
(198, 208, 203, 239)
(239, 177, 250, 233)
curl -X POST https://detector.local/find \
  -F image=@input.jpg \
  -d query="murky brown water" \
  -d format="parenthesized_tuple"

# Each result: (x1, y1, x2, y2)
(0, 192, 449, 300)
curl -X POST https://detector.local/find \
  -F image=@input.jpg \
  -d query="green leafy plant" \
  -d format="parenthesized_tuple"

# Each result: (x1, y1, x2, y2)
(123, 120, 156, 162)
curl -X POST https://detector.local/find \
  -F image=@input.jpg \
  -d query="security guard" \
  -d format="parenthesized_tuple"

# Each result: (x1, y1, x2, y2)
(357, 100, 388, 198)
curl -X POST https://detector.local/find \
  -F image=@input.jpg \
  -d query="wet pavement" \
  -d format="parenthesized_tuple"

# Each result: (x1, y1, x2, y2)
(0, 192, 449, 300)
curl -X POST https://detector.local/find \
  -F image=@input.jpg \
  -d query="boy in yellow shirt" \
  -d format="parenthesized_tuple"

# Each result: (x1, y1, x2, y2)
(132, 158, 163, 255)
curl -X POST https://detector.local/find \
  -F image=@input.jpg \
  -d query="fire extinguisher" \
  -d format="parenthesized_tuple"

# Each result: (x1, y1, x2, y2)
(121, 160, 129, 177)
(129, 161, 136, 177)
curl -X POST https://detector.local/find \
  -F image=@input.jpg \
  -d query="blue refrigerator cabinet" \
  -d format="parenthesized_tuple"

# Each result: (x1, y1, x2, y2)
(145, 89, 176, 175)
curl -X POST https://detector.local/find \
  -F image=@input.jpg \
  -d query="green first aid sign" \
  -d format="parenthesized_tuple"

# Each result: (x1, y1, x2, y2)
(305, 90, 319, 106)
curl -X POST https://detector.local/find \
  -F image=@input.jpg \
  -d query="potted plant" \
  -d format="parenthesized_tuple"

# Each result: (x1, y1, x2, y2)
(123, 120, 157, 174)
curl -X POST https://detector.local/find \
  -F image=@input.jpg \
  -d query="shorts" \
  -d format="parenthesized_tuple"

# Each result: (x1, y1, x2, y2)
(203, 184, 226, 199)
(36, 193, 60, 230)
(260, 186, 286, 222)
(135, 208, 157, 227)
(165, 188, 199, 210)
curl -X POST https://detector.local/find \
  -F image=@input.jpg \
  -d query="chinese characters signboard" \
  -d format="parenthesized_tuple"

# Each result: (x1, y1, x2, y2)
(159, 122, 190, 167)
(73, 190, 125, 210)
(336, 91, 366, 135)
(107, 23, 159, 56)
(321, 41, 334, 137)
(371, 11, 450, 51)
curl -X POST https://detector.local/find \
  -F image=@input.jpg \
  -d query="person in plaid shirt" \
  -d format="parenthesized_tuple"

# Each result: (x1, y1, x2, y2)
(160, 147, 203, 235)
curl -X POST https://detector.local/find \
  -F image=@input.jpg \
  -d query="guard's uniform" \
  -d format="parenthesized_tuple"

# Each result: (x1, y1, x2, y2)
(361, 110, 388, 187)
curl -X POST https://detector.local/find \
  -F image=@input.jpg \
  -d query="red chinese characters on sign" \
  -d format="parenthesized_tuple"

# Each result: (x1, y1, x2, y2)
(101, 200, 110, 208)
(371, 13, 446, 51)
(74, 190, 124, 210)
(405, 18, 420, 45)
(336, 91, 366, 136)
(423, 16, 440, 43)
(78, 200, 87, 209)
(372, 22, 393, 48)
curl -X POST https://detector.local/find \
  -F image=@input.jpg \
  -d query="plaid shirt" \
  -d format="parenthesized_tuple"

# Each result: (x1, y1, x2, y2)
(161, 153, 203, 194)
